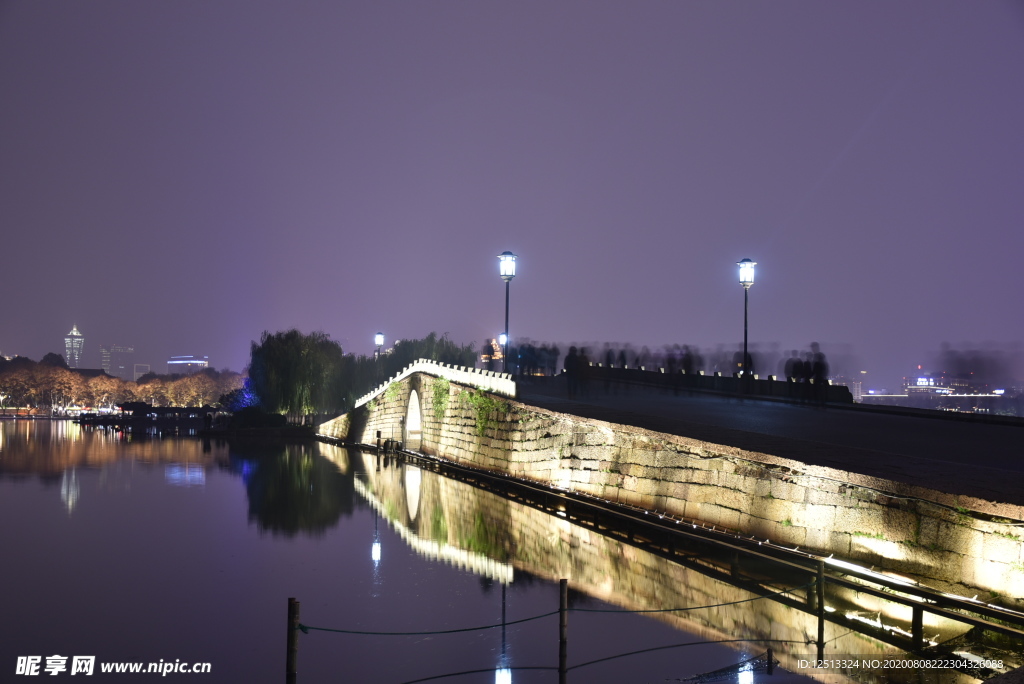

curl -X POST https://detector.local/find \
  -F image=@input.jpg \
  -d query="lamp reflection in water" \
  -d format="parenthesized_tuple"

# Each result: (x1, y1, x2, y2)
(496, 582, 511, 684)
(371, 511, 382, 595)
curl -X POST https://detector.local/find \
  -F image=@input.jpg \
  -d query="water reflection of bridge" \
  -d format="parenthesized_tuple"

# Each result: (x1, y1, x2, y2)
(336, 445, 1022, 683)
(354, 478, 513, 583)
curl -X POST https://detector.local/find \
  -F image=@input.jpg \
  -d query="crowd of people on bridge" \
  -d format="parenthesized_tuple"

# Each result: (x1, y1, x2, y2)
(483, 339, 831, 383)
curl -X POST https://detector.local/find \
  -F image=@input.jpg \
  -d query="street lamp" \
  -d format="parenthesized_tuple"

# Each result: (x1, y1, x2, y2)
(497, 251, 517, 373)
(374, 332, 384, 384)
(737, 259, 756, 381)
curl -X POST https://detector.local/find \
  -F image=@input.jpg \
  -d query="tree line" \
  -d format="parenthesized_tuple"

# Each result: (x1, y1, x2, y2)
(243, 330, 476, 422)
(0, 331, 477, 420)
(0, 354, 244, 414)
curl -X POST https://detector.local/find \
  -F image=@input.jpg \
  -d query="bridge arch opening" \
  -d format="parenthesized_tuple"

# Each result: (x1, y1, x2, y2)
(404, 465, 422, 522)
(405, 389, 423, 451)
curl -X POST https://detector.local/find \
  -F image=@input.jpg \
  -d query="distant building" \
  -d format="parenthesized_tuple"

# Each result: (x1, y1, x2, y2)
(64, 325, 85, 368)
(167, 355, 209, 375)
(904, 370, 971, 396)
(100, 344, 135, 381)
(859, 365, 1014, 414)
(133, 364, 151, 382)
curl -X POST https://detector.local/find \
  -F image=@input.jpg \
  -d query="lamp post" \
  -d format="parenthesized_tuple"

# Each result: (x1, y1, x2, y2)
(737, 259, 756, 383)
(497, 252, 517, 373)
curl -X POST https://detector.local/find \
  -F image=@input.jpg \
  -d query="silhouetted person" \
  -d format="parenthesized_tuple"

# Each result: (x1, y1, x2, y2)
(782, 350, 799, 381)
(811, 343, 829, 404)
(564, 346, 579, 399)
(665, 345, 679, 394)
(482, 340, 495, 371)
(733, 349, 754, 377)
(604, 343, 616, 394)
(578, 347, 592, 398)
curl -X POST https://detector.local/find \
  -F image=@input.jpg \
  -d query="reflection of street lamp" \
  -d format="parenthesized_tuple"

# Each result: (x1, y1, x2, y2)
(498, 252, 516, 373)
(495, 582, 511, 684)
(371, 512, 381, 564)
(737, 259, 756, 380)
(371, 510, 382, 595)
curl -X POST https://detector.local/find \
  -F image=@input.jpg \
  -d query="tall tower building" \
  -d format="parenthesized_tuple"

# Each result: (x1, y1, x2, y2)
(64, 325, 85, 368)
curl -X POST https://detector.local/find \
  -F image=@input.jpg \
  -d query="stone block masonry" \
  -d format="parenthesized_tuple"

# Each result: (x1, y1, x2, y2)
(319, 368, 1024, 603)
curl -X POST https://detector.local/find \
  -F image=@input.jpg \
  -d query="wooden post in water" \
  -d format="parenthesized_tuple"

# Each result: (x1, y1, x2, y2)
(816, 561, 825, 663)
(286, 597, 299, 684)
(912, 605, 923, 651)
(766, 647, 774, 675)
(559, 579, 568, 684)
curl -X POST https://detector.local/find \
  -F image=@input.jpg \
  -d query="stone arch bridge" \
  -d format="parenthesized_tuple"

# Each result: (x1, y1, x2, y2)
(318, 359, 1024, 601)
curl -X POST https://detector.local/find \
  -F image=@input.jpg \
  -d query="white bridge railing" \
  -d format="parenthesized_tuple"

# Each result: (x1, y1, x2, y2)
(353, 359, 517, 409)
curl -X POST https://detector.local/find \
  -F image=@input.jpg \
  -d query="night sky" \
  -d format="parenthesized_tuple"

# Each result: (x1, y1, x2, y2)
(2, 1, 1022, 388)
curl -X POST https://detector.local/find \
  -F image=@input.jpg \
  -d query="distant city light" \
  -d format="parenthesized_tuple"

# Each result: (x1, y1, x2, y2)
(167, 355, 209, 374)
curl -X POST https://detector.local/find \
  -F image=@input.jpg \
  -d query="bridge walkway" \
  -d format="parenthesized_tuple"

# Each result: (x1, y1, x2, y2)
(517, 376, 1024, 509)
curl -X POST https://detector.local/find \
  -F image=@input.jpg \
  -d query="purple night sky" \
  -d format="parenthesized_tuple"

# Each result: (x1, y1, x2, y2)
(1, 1, 1022, 388)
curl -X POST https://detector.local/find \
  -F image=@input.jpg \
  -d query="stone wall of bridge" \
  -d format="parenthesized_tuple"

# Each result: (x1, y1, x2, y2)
(318, 368, 1024, 602)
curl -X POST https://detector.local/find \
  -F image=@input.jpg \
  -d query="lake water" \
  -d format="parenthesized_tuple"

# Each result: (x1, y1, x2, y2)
(2, 420, 999, 683)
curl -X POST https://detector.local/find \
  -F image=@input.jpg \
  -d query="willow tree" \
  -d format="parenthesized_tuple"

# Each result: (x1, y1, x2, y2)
(247, 330, 345, 423)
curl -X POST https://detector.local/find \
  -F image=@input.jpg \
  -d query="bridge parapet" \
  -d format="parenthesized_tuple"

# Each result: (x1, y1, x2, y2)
(353, 359, 516, 410)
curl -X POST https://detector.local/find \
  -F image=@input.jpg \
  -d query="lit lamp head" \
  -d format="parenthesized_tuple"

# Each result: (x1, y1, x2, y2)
(498, 333, 508, 347)
(498, 251, 517, 282)
(374, 332, 384, 348)
(737, 259, 756, 290)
